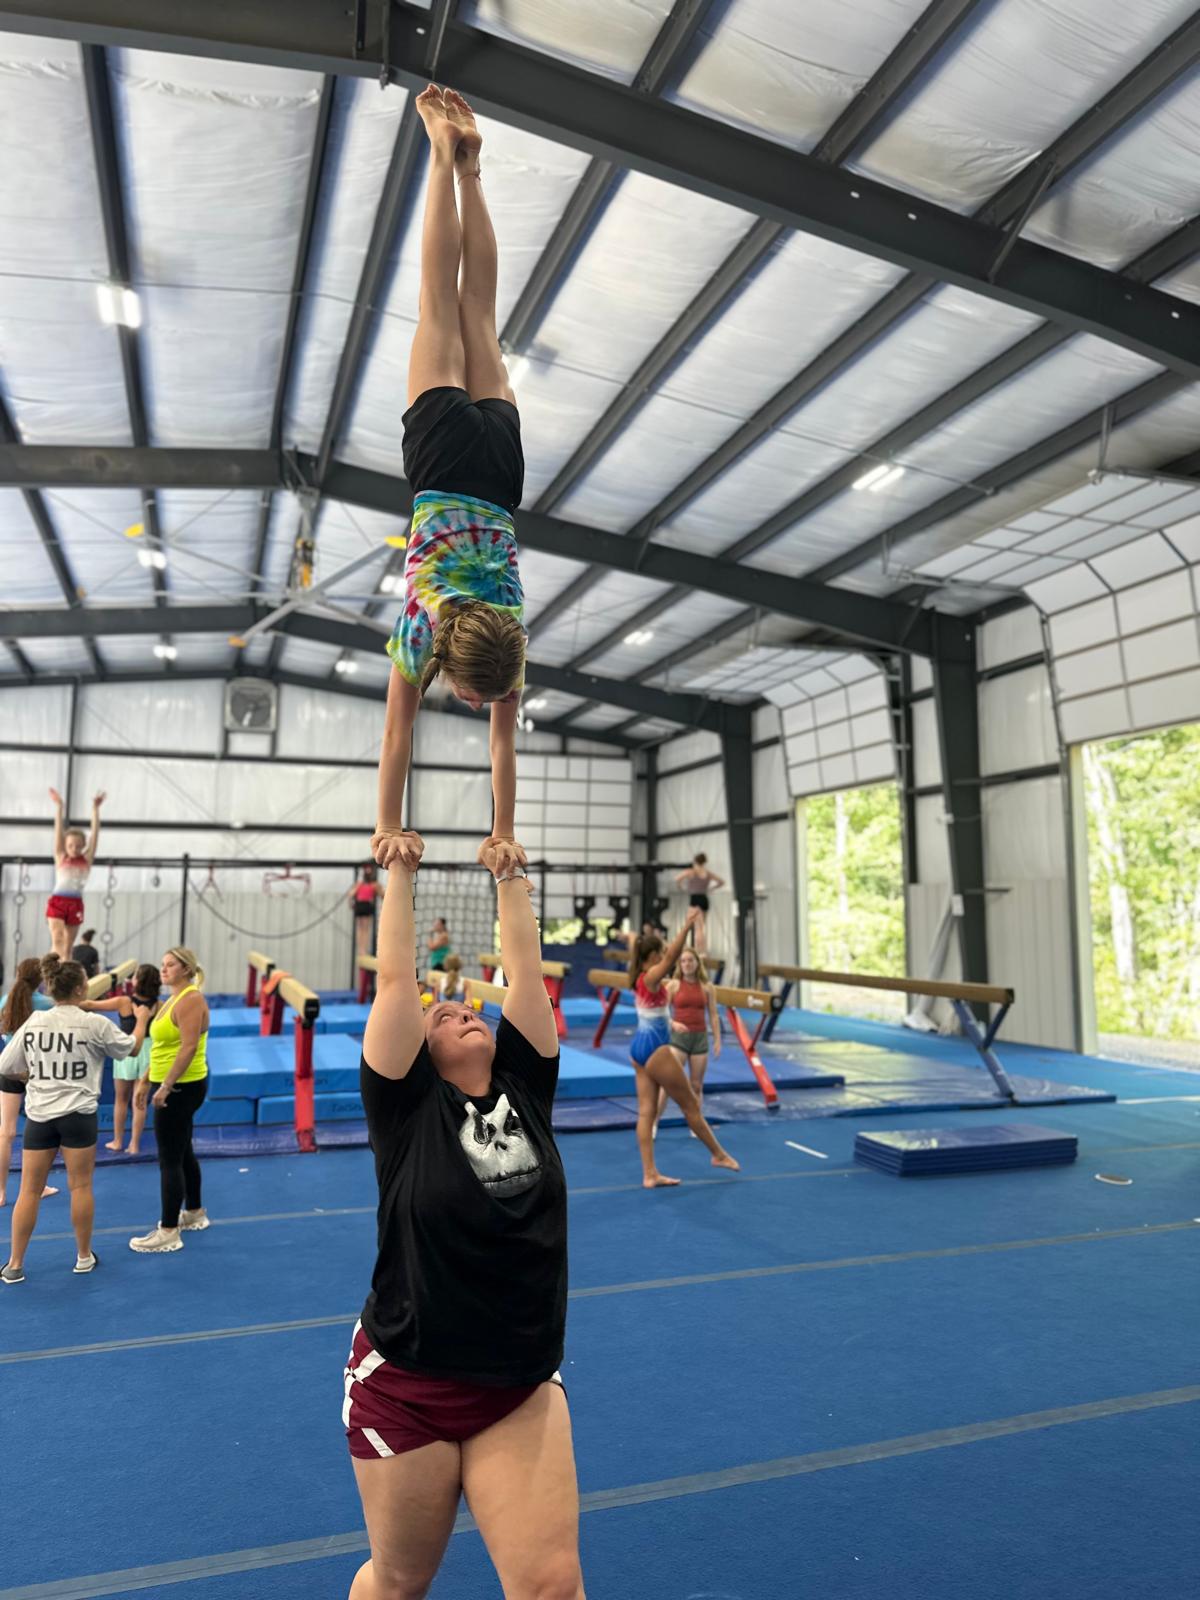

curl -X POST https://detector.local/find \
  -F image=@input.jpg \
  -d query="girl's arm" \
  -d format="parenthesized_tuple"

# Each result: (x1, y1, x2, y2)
(644, 910, 700, 990)
(151, 995, 206, 1101)
(707, 870, 726, 891)
(706, 983, 722, 1055)
(483, 700, 525, 876)
(85, 791, 105, 865)
(373, 674, 422, 867)
(78, 995, 130, 1016)
(489, 848, 557, 1056)
(49, 788, 65, 858)
(673, 869, 689, 889)
(362, 856, 426, 1080)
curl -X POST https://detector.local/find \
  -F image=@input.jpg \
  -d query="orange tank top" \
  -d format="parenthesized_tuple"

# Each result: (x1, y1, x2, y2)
(671, 978, 707, 1031)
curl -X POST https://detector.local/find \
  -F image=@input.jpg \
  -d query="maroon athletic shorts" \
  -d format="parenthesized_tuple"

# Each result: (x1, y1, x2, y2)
(45, 894, 84, 928)
(342, 1321, 562, 1460)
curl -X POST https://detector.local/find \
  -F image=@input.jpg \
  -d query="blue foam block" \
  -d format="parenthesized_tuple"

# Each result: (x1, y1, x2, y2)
(207, 1033, 364, 1098)
(258, 1090, 365, 1124)
(206, 1007, 264, 1038)
(290, 1002, 369, 1035)
(555, 1044, 635, 1100)
(855, 1122, 1078, 1176)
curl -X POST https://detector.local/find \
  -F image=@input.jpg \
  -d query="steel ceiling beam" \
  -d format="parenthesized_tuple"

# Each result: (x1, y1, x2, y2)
(0, 604, 725, 727)
(4, 4, 1197, 365)
(500, 0, 721, 355)
(249, 74, 337, 601)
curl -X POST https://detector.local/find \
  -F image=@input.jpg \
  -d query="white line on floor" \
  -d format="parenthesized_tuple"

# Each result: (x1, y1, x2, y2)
(1120, 1096, 1200, 1105)
(785, 1140, 828, 1159)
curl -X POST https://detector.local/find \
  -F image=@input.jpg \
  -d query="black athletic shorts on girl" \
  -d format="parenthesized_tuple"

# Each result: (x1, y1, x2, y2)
(22, 1109, 98, 1151)
(402, 386, 524, 513)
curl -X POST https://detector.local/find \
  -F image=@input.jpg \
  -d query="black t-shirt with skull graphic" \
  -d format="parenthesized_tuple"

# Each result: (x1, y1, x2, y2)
(359, 1017, 567, 1386)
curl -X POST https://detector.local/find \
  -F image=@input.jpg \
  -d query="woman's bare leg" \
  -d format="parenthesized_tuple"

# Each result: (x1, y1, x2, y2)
(47, 916, 69, 959)
(643, 1046, 738, 1173)
(348, 1441, 462, 1600)
(107, 1079, 130, 1151)
(63, 1143, 96, 1259)
(407, 85, 468, 408)
(129, 1083, 146, 1155)
(463, 1383, 584, 1599)
(443, 90, 515, 405)
(633, 1060, 677, 1188)
(7, 1147, 56, 1270)
(689, 1051, 708, 1114)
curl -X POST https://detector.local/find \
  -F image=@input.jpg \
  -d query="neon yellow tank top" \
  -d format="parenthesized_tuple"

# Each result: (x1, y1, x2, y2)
(148, 984, 209, 1084)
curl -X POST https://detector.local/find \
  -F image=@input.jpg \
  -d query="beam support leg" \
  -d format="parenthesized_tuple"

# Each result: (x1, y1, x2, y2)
(931, 619, 989, 1014)
(721, 708, 756, 985)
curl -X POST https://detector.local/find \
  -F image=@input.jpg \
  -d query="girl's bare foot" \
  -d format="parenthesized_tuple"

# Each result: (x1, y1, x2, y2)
(414, 84, 459, 159)
(643, 1173, 681, 1189)
(443, 88, 482, 164)
(127, 1144, 140, 1156)
(712, 1152, 740, 1172)
(105, 1139, 122, 1152)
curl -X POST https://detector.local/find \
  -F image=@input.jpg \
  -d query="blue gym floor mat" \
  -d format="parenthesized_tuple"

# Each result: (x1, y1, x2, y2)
(855, 1123, 1080, 1176)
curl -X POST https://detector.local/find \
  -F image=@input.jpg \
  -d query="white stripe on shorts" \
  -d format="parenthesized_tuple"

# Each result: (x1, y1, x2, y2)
(362, 1427, 395, 1458)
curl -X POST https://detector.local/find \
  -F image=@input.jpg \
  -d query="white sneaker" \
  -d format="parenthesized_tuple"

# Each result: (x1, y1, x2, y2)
(179, 1208, 210, 1232)
(129, 1225, 183, 1253)
(73, 1251, 99, 1273)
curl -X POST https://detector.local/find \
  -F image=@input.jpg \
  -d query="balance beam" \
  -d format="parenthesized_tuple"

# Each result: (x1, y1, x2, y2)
(87, 959, 135, 1001)
(476, 953, 570, 1039)
(586, 969, 779, 1109)
(756, 963, 1018, 1101)
(245, 948, 275, 1007)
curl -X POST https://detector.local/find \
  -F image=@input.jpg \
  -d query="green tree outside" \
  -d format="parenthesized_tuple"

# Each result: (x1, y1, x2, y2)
(804, 783, 906, 1019)
(1084, 723, 1200, 1043)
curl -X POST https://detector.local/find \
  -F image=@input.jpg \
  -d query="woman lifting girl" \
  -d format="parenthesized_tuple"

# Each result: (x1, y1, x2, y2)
(371, 87, 526, 881)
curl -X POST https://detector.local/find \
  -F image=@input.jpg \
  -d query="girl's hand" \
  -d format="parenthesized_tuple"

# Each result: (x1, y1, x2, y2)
(685, 906, 702, 926)
(49, 787, 63, 807)
(134, 1082, 150, 1110)
(93, 791, 107, 807)
(477, 835, 527, 877)
(712, 1036, 722, 1058)
(371, 829, 424, 871)
(133, 1004, 152, 1023)
(151, 1085, 171, 1109)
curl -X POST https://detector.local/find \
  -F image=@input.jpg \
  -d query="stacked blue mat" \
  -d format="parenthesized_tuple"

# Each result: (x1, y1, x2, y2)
(854, 1122, 1079, 1176)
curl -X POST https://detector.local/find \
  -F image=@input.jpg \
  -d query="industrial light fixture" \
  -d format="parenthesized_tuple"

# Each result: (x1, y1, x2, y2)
(335, 658, 358, 675)
(526, 697, 549, 711)
(137, 548, 167, 570)
(153, 642, 177, 661)
(378, 573, 401, 595)
(852, 462, 906, 493)
(96, 282, 142, 329)
(624, 629, 655, 646)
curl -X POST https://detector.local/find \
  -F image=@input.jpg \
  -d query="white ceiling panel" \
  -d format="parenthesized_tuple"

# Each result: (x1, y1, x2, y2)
(520, 549, 589, 627)
(673, 0, 932, 152)
(533, 173, 754, 386)
(531, 570, 673, 665)
(1024, 73, 1200, 269)
(283, 78, 411, 453)
(279, 637, 343, 676)
(115, 51, 322, 447)
(41, 489, 154, 604)
(158, 490, 263, 603)
(850, 0, 1197, 212)
(0, 490, 67, 602)
(582, 591, 747, 678)
(465, 0, 674, 83)
(20, 636, 96, 673)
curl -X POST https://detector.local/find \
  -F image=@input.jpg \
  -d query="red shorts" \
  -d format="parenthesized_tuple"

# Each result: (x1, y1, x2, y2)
(45, 895, 84, 928)
(342, 1321, 561, 1460)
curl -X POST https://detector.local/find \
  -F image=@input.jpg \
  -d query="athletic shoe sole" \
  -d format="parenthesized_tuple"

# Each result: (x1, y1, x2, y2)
(179, 1215, 210, 1231)
(129, 1235, 183, 1253)
(73, 1252, 100, 1273)
(1, 1265, 25, 1284)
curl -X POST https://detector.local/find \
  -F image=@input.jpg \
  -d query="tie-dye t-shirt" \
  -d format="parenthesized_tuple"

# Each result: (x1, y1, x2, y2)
(386, 491, 524, 698)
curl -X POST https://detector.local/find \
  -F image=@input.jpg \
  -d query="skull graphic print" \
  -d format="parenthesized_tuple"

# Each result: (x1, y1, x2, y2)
(459, 1093, 542, 1198)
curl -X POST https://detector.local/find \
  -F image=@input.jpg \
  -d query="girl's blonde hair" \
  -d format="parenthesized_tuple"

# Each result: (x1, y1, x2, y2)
(164, 947, 205, 986)
(675, 947, 710, 985)
(420, 602, 525, 700)
(439, 954, 465, 999)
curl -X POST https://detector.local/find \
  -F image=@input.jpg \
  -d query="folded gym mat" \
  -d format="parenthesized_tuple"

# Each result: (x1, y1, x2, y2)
(854, 1122, 1078, 1176)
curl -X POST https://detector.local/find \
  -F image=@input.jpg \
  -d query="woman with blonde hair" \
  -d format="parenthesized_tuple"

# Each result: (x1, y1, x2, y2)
(129, 947, 210, 1255)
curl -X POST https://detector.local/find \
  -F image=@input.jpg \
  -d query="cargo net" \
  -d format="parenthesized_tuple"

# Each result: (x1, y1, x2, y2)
(411, 864, 499, 981)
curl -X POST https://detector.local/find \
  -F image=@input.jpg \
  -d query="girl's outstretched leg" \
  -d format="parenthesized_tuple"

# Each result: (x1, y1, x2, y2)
(444, 90, 514, 405)
(634, 1062, 678, 1189)
(408, 85, 468, 407)
(643, 1047, 738, 1173)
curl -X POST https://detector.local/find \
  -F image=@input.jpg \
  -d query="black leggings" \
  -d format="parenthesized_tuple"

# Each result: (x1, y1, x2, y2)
(153, 1077, 207, 1228)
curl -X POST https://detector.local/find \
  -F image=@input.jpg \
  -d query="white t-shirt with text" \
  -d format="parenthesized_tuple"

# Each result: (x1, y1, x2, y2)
(0, 1005, 138, 1120)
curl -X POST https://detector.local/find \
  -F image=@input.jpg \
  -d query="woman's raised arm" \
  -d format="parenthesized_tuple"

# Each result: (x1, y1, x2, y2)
(363, 851, 428, 1080)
